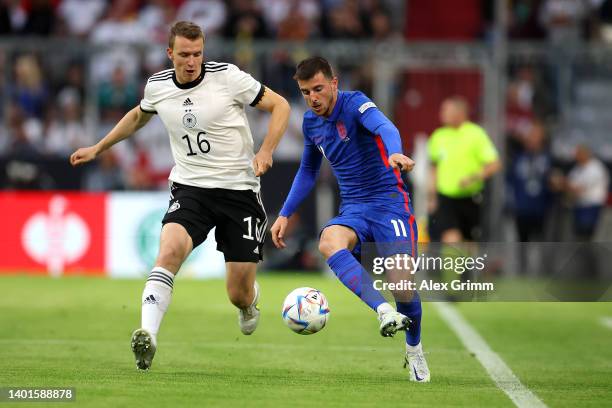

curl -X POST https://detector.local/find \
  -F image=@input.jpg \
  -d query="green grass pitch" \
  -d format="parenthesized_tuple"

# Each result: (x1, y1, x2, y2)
(0, 275, 611, 407)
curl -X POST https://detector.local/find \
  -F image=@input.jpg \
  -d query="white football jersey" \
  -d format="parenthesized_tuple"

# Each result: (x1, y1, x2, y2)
(140, 61, 265, 192)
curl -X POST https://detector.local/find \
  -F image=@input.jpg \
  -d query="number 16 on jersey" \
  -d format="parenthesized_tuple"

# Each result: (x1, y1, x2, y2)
(182, 131, 210, 156)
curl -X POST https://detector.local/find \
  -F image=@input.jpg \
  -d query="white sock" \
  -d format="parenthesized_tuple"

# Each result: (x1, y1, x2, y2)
(376, 302, 394, 317)
(406, 342, 422, 353)
(141, 266, 174, 341)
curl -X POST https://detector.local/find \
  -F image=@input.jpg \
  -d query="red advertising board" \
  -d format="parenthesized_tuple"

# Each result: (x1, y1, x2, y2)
(0, 192, 106, 275)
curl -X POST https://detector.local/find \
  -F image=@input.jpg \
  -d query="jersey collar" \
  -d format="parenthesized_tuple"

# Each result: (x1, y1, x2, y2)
(325, 91, 344, 122)
(172, 64, 205, 89)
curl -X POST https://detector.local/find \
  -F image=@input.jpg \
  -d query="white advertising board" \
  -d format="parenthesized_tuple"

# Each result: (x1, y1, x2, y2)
(107, 192, 225, 279)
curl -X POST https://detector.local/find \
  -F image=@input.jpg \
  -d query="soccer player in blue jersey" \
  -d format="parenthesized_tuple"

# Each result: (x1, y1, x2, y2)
(270, 57, 430, 382)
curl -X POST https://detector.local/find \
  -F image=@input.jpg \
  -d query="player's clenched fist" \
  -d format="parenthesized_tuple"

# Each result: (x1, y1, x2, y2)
(388, 153, 415, 172)
(270, 216, 288, 249)
(70, 146, 99, 166)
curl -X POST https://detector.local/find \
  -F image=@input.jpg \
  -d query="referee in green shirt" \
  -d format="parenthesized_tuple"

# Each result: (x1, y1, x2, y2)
(428, 97, 501, 242)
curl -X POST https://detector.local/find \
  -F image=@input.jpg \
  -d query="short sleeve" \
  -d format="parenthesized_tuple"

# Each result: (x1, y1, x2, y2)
(226, 64, 264, 107)
(139, 82, 157, 114)
(427, 130, 441, 163)
(473, 125, 499, 164)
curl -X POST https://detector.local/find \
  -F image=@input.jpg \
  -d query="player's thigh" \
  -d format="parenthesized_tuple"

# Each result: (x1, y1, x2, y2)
(156, 222, 193, 273)
(319, 224, 361, 258)
(215, 190, 267, 263)
(162, 182, 216, 248)
(368, 206, 418, 257)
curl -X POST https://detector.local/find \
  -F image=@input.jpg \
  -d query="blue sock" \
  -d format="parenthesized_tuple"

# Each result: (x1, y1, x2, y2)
(327, 249, 386, 312)
(396, 291, 422, 346)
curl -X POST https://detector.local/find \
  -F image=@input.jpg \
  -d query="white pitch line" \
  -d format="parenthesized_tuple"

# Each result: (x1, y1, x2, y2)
(600, 317, 612, 330)
(434, 302, 547, 408)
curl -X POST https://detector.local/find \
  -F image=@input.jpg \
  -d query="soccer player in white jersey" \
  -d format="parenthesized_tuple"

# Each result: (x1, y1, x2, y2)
(70, 21, 290, 370)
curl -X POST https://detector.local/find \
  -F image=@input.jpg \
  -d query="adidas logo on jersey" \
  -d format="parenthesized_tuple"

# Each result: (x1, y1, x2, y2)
(183, 98, 193, 106)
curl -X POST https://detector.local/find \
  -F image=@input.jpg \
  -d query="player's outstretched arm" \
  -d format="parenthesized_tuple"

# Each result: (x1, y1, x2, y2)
(271, 142, 323, 249)
(70, 106, 153, 166)
(252, 87, 291, 176)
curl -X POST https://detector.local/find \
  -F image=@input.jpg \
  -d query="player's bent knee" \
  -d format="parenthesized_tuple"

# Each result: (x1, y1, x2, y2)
(318, 238, 342, 259)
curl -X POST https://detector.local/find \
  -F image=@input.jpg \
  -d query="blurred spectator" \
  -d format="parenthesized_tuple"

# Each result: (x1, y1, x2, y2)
(139, 0, 177, 44)
(44, 89, 91, 157)
(322, 0, 366, 38)
(539, 0, 590, 44)
(0, 0, 14, 34)
(599, 0, 612, 42)
(133, 116, 175, 188)
(4, 103, 42, 156)
(506, 65, 555, 154)
(56, 62, 86, 105)
(83, 150, 126, 191)
(508, 0, 546, 39)
(89, 0, 145, 82)
(506, 68, 537, 148)
(258, 0, 320, 37)
(248, 101, 306, 162)
(276, 0, 313, 41)
(506, 121, 554, 241)
(11, 53, 49, 119)
(224, 0, 269, 39)
(565, 145, 610, 240)
(263, 211, 320, 270)
(368, 9, 396, 40)
(89, 0, 144, 44)
(57, 0, 106, 37)
(1, 0, 26, 33)
(176, 0, 226, 37)
(97, 66, 139, 122)
(21, 0, 56, 36)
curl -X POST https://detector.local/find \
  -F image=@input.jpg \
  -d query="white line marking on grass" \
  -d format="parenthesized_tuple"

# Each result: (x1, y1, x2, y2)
(600, 317, 612, 329)
(434, 302, 547, 408)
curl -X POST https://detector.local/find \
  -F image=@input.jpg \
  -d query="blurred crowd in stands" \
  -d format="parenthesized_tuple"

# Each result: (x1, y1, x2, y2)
(0, 0, 610, 248)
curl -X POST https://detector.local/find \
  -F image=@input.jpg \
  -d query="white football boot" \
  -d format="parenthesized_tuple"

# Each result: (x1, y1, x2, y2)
(130, 328, 156, 370)
(378, 311, 411, 337)
(404, 343, 431, 382)
(239, 281, 260, 335)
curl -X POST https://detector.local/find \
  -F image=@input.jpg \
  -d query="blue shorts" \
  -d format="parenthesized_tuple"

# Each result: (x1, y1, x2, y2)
(323, 201, 418, 257)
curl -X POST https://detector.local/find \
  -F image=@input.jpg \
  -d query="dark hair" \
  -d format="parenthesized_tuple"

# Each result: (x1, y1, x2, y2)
(294, 56, 334, 81)
(169, 21, 204, 49)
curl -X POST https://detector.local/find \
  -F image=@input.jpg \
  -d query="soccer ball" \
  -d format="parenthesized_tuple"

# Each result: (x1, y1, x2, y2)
(281, 287, 330, 335)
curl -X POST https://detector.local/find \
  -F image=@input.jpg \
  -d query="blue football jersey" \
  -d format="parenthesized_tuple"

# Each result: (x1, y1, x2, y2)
(302, 91, 411, 209)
